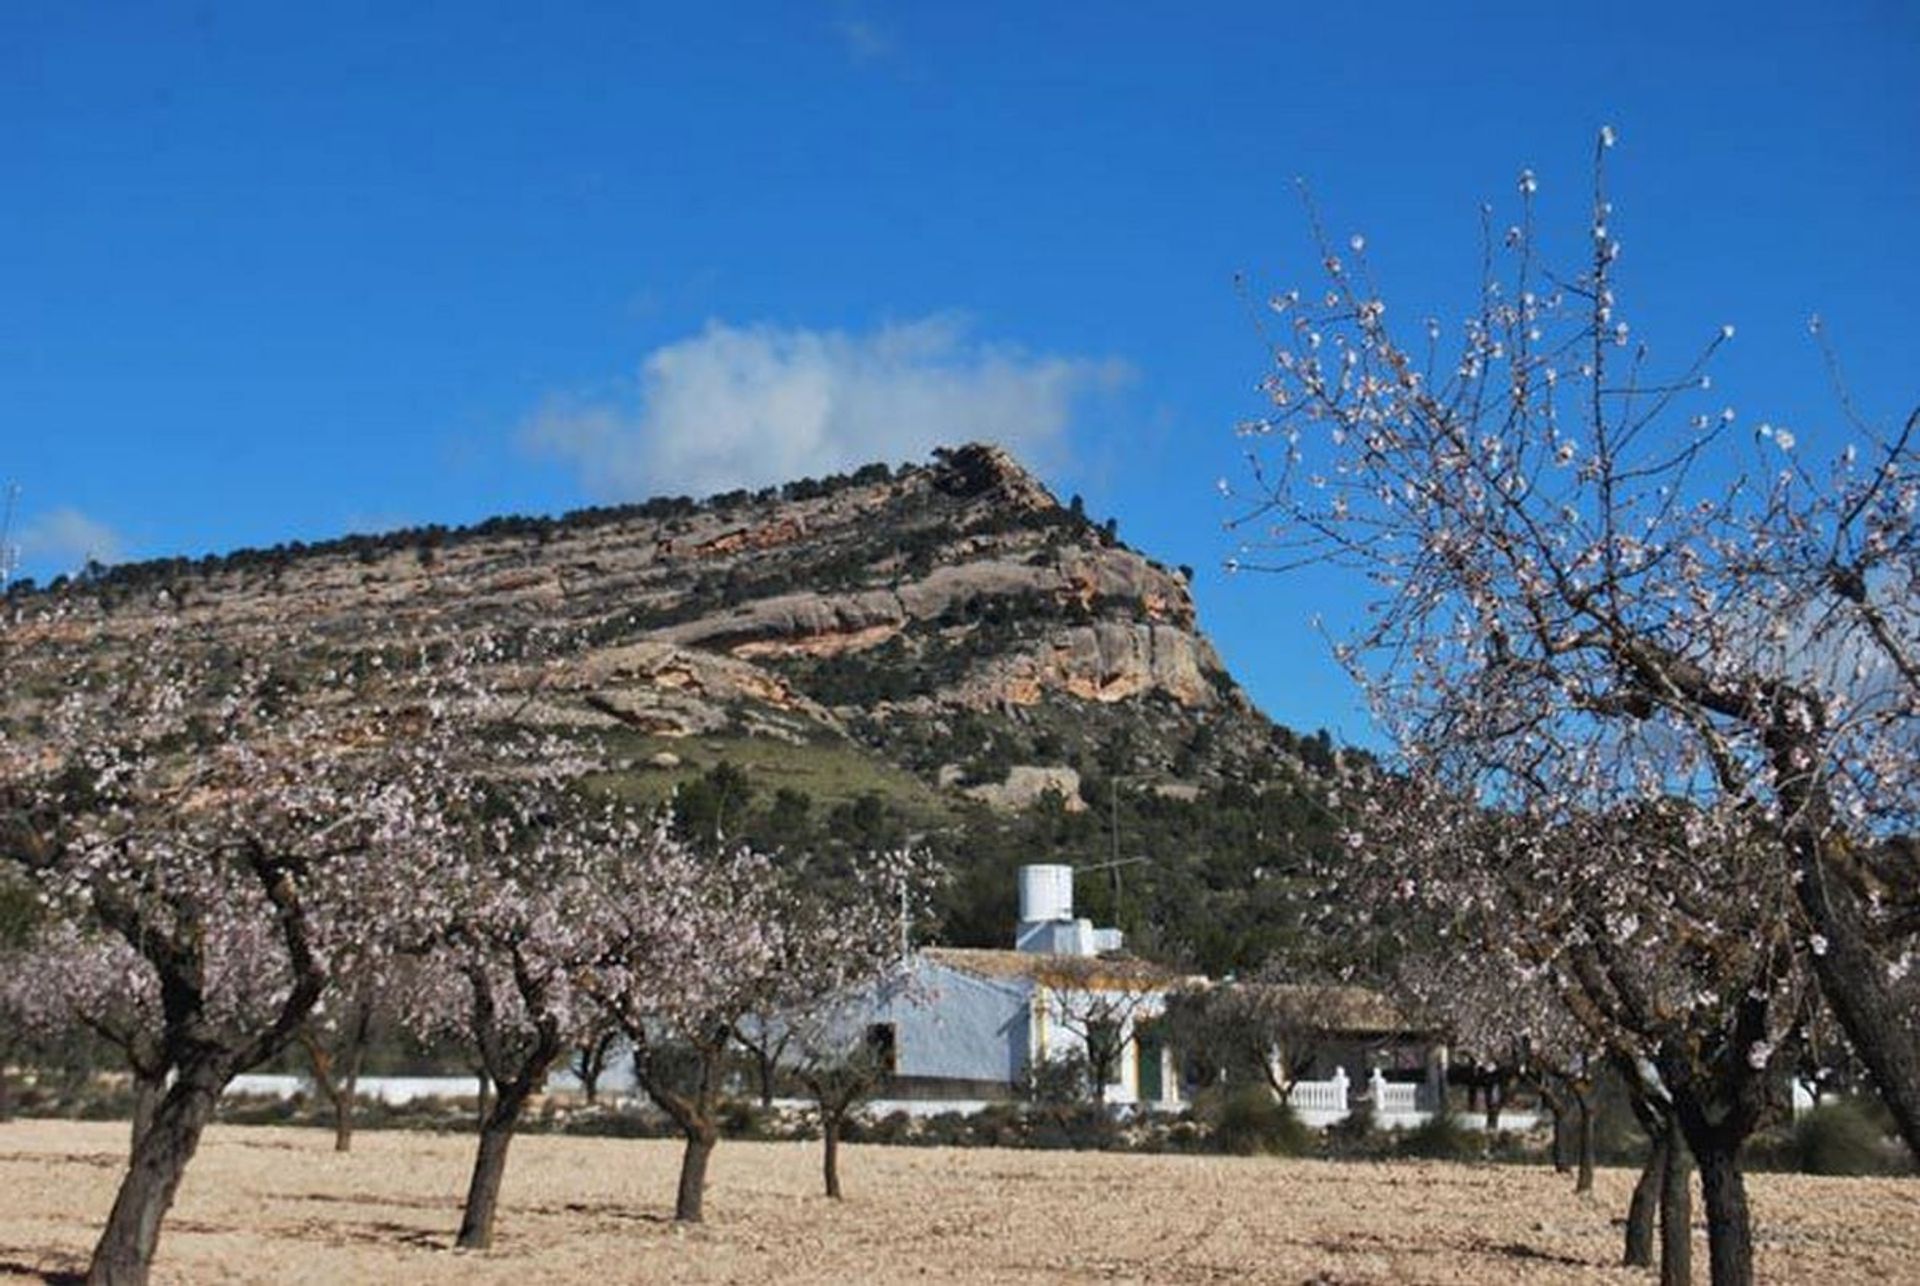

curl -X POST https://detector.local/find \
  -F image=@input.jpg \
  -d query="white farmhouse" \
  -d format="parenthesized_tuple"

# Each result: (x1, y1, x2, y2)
(865, 864, 1197, 1111)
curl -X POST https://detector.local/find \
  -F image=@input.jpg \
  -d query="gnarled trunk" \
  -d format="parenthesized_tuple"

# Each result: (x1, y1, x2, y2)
(822, 1111, 844, 1199)
(129, 1068, 166, 1160)
(675, 1124, 717, 1222)
(632, 1033, 726, 1224)
(1791, 840, 1920, 1155)
(87, 1069, 221, 1286)
(331, 1079, 357, 1154)
(754, 1045, 777, 1110)
(456, 1083, 531, 1251)
(301, 1001, 372, 1155)
(1534, 1078, 1570, 1174)
(1573, 1090, 1595, 1195)
(1694, 1139, 1751, 1286)
(325, 1032, 367, 1154)
(1624, 1134, 1665, 1268)
(1660, 1138, 1694, 1286)
(571, 1029, 617, 1107)
(1769, 722, 1920, 1157)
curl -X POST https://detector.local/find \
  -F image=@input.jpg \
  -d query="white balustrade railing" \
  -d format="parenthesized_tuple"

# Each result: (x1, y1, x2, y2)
(1287, 1067, 1351, 1115)
(1373, 1080, 1420, 1113)
(1287, 1067, 1432, 1121)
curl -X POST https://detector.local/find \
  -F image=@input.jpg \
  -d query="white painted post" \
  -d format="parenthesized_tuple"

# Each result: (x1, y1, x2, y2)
(1369, 1066, 1387, 1114)
(1331, 1066, 1350, 1115)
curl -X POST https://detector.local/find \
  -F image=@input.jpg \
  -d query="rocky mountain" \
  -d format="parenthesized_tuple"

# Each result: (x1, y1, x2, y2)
(13, 444, 1359, 971)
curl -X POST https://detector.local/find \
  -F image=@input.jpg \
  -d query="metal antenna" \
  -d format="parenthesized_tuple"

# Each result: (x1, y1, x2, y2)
(1076, 853, 1149, 923)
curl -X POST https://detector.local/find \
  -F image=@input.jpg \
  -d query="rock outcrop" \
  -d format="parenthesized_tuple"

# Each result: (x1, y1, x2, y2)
(34, 442, 1264, 807)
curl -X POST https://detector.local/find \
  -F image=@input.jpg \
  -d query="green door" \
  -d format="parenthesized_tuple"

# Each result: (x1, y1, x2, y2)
(1137, 1028, 1164, 1102)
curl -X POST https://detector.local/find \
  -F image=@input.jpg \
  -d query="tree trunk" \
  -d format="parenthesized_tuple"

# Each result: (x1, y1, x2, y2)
(332, 1022, 367, 1153)
(456, 1084, 529, 1251)
(572, 1031, 615, 1107)
(1549, 1104, 1570, 1173)
(1624, 1134, 1666, 1268)
(1694, 1140, 1752, 1286)
(474, 1071, 492, 1131)
(332, 1077, 357, 1154)
(756, 1047, 776, 1110)
(87, 1072, 221, 1286)
(130, 1069, 165, 1160)
(0, 1055, 13, 1123)
(675, 1124, 717, 1223)
(822, 1111, 843, 1199)
(1574, 1091, 1595, 1195)
(1767, 728, 1920, 1158)
(580, 1067, 600, 1106)
(1794, 856, 1920, 1156)
(1660, 1140, 1693, 1286)
(1484, 1081, 1501, 1133)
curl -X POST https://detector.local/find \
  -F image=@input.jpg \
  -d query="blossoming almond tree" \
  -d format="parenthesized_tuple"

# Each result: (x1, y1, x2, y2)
(762, 848, 936, 1199)
(587, 837, 930, 1221)
(1234, 131, 1915, 1285)
(1243, 135, 1919, 1142)
(396, 795, 632, 1251)
(0, 607, 499, 1286)
(583, 832, 789, 1224)
(1395, 939, 1606, 1186)
(295, 964, 386, 1155)
(1, 921, 165, 1154)
(1348, 778, 1814, 1286)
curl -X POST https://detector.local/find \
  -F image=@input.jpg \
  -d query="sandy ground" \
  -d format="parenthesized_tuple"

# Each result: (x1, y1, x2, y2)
(1, 1121, 1916, 1284)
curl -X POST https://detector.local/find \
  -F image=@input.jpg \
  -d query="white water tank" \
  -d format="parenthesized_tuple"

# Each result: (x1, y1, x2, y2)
(1018, 864, 1074, 924)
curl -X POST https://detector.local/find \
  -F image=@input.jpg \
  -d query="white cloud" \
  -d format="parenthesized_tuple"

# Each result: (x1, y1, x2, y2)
(16, 506, 124, 572)
(524, 316, 1131, 499)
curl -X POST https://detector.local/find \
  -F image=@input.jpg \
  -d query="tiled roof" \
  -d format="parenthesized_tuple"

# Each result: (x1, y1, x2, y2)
(921, 947, 1195, 991)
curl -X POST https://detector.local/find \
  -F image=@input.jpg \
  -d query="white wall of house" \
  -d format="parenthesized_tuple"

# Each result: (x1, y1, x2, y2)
(882, 956, 1032, 1088)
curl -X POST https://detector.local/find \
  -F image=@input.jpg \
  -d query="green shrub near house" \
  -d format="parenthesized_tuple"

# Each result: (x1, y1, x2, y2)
(1196, 1085, 1310, 1157)
(1787, 1102, 1885, 1175)
(1397, 1110, 1481, 1162)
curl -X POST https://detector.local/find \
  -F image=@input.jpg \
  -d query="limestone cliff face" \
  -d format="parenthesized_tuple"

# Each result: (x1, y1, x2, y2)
(42, 443, 1263, 801)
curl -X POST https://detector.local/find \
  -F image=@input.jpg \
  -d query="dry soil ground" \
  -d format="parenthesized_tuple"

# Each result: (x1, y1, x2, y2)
(1, 1120, 1916, 1283)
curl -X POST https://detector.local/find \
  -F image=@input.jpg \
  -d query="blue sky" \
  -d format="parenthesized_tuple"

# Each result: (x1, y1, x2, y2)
(5, 2, 1916, 744)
